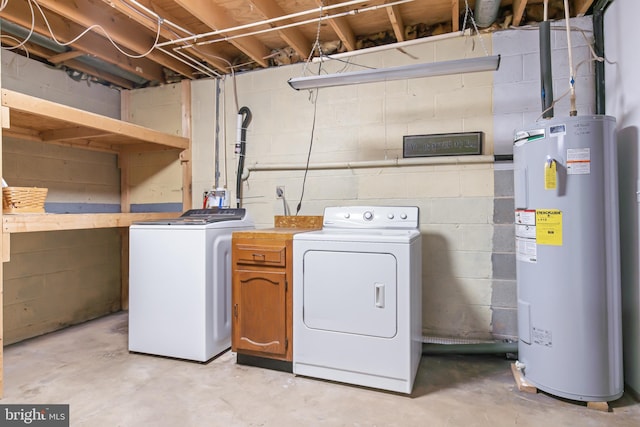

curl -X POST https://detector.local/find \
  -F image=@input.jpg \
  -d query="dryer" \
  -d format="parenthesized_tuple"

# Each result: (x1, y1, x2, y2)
(293, 206, 422, 394)
(129, 208, 254, 362)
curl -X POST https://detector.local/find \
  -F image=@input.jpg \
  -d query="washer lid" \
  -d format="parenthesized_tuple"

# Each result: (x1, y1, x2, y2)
(132, 208, 250, 226)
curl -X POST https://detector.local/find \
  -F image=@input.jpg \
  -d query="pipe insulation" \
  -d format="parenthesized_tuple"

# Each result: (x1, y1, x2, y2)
(422, 341, 518, 355)
(539, 20, 554, 118)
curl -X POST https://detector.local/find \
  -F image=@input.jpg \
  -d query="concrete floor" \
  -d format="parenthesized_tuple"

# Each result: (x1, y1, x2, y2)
(2, 312, 639, 426)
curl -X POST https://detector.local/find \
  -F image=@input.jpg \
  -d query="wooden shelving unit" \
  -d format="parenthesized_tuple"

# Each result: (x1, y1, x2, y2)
(1, 89, 189, 153)
(0, 87, 192, 396)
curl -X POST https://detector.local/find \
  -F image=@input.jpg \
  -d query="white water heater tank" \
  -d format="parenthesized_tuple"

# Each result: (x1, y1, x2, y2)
(513, 115, 623, 402)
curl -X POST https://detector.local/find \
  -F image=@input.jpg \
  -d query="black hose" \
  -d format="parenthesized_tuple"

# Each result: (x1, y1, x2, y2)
(236, 106, 252, 208)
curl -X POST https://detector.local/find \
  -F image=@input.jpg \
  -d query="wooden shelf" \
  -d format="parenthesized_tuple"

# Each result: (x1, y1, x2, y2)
(1, 89, 189, 153)
(3, 212, 178, 234)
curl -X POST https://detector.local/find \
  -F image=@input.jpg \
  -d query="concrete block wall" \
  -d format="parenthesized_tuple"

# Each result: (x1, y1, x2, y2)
(218, 34, 498, 340)
(122, 84, 185, 211)
(1, 50, 123, 343)
(3, 229, 121, 345)
(493, 16, 595, 155)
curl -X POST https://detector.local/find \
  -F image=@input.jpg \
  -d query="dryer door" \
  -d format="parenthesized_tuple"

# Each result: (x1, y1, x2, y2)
(302, 250, 397, 338)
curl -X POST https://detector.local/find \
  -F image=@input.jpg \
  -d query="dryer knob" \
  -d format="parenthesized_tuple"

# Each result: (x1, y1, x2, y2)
(387, 213, 394, 219)
(363, 211, 373, 221)
(400, 212, 408, 220)
(344, 213, 350, 219)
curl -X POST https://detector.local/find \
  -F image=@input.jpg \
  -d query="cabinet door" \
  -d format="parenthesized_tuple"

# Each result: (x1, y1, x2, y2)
(233, 269, 287, 356)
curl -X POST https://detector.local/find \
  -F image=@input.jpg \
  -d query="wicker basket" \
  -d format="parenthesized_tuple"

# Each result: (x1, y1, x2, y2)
(2, 187, 48, 214)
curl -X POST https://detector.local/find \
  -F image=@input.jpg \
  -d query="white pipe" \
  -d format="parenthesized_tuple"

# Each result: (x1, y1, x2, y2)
(156, 0, 414, 49)
(311, 30, 471, 62)
(544, 0, 549, 21)
(125, 0, 194, 37)
(187, 0, 414, 51)
(563, 0, 577, 116)
(246, 155, 495, 172)
(156, 46, 220, 78)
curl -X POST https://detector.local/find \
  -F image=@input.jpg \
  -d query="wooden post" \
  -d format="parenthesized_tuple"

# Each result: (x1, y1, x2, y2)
(181, 80, 192, 211)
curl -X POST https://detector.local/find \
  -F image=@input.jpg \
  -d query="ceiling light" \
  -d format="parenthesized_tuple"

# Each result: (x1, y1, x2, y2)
(288, 55, 501, 90)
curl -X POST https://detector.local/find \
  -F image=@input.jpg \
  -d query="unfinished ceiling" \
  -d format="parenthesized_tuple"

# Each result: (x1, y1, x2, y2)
(0, 0, 595, 90)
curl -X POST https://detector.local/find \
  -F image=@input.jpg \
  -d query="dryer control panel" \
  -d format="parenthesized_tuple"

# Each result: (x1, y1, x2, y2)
(322, 206, 419, 229)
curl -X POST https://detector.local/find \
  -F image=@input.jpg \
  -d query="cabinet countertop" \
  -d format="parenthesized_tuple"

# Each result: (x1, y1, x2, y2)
(232, 228, 319, 240)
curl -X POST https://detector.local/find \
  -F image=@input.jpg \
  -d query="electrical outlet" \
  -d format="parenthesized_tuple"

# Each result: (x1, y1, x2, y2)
(276, 186, 285, 199)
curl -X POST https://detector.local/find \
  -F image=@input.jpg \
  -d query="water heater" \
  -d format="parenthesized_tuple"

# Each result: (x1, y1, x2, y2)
(513, 115, 623, 402)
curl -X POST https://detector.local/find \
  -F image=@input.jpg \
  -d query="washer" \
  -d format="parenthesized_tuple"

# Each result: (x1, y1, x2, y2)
(128, 208, 254, 362)
(293, 206, 422, 394)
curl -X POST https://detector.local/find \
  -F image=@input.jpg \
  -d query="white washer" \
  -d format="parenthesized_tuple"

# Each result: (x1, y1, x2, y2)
(293, 206, 422, 394)
(129, 208, 254, 362)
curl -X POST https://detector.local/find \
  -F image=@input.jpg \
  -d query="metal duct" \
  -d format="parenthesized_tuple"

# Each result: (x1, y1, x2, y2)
(0, 18, 149, 86)
(474, 0, 502, 28)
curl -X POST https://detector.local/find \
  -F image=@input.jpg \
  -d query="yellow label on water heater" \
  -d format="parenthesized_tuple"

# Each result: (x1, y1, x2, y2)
(536, 209, 562, 246)
(544, 160, 557, 190)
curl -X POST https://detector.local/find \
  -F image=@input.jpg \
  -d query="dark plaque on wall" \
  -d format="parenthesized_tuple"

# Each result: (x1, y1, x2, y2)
(403, 132, 483, 158)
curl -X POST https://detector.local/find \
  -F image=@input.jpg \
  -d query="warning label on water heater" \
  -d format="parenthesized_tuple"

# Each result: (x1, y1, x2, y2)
(567, 148, 591, 175)
(515, 209, 563, 263)
(515, 210, 537, 263)
(535, 209, 563, 246)
(532, 327, 553, 347)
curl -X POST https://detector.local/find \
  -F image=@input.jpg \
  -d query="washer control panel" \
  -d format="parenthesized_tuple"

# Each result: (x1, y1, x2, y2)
(323, 206, 419, 229)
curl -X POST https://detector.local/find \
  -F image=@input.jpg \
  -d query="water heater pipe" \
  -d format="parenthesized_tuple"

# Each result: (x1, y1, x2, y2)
(563, 0, 577, 116)
(539, 0, 554, 118)
(235, 107, 252, 208)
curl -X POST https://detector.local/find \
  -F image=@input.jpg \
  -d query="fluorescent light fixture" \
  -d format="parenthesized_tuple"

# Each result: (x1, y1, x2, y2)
(288, 55, 501, 90)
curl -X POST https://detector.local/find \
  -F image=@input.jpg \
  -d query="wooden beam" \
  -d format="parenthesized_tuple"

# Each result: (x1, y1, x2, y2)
(175, 0, 271, 68)
(511, 363, 538, 394)
(34, 0, 195, 79)
(451, 0, 460, 32)
(102, 0, 233, 74)
(314, 0, 356, 51)
(120, 91, 132, 215)
(0, 0, 166, 83)
(120, 229, 129, 310)
(573, 0, 594, 16)
(512, 0, 529, 27)
(387, 4, 405, 42)
(181, 80, 192, 212)
(2, 233, 9, 263)
(249, 0, 312, 59)
(48, 50, 84, 64)
(3, 212, 179, 233)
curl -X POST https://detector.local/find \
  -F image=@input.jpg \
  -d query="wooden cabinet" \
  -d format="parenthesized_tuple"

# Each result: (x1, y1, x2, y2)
(231, 220, 322, 370)
(232, 232, 294, 364)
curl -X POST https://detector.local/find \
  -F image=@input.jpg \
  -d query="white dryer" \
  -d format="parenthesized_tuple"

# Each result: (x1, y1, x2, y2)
(129, 208, 254, 362)
(293, 206, 422, 394)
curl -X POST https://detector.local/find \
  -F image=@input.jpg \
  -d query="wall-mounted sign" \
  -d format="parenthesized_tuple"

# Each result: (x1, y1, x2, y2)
(403, 132, 483, 157)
